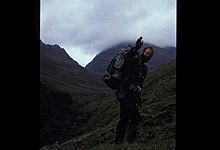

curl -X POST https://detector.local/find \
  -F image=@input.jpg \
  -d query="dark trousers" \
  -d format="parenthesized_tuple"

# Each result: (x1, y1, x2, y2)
(115, 95, 142, 143)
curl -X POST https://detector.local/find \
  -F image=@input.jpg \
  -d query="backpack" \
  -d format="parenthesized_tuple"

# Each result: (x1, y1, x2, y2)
(101, 46, 131, 90)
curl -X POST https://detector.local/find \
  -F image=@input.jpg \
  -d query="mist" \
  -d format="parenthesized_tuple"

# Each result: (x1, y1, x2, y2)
(40, 0, 176, 67)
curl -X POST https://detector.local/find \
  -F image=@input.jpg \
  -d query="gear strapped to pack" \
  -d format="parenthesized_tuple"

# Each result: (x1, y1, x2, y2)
(101, 47, 131, 90)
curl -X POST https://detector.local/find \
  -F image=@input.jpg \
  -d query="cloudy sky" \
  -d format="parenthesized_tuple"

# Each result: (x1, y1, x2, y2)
(40, 0, 176, 67)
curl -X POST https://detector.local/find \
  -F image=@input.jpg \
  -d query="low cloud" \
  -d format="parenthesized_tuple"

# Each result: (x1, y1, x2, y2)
(41, 0, 176, 66)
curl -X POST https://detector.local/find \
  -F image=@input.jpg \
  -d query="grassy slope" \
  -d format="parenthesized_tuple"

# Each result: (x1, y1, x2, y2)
(41, 59, 176, 150)
(40, 41, 110, 105)
(40, 73, 111, 106)
(40, 42, 114, 147)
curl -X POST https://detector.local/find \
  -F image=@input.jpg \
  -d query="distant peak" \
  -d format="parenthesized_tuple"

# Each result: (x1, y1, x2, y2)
(54, 44, 61, 48)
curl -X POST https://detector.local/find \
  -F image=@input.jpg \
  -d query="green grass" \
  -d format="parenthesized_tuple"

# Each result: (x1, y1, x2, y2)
(90, 142, 170, 150)
(41, 142, 170, 150)
(40, 60, 176, 150)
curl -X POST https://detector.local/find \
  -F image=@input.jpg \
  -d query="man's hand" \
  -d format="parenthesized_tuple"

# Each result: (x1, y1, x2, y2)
(135, 36, 143, 50)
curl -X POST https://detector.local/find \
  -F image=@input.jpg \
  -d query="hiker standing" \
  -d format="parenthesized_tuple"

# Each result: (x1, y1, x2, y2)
(115, 37, 154, 144)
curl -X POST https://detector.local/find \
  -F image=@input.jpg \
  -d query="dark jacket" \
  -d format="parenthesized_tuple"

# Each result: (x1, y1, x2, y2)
(116, 47, 148, 99)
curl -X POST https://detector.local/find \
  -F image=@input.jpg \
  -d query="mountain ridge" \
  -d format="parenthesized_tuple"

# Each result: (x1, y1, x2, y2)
(85, 42, 176, 76)
(40, 40, 113, 147)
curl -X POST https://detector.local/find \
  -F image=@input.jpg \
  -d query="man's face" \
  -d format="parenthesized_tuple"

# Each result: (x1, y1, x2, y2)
(143, 48, 153, 59)
(141, 48, 153, 63)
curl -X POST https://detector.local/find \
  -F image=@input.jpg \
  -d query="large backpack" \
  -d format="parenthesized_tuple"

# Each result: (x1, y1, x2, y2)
(101, 46, 131, 90)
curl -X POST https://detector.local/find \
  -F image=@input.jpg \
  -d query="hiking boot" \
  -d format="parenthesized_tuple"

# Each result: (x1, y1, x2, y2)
(126, 124, 137, 143)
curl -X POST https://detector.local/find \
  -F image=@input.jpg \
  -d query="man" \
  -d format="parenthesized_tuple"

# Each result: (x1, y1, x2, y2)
(115, 36, 154, 144)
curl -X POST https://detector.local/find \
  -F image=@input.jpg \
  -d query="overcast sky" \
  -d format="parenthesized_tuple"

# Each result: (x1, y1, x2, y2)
(40, 0, 176, 67)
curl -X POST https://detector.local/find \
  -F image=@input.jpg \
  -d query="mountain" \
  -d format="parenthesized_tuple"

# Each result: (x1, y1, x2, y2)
(85, 42, 176, 76)
(41, 59, 176, 150)
(40, 40, 113, 147)
(40, 40, 110, 105)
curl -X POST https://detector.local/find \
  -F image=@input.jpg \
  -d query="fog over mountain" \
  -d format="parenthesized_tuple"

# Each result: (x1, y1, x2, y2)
(41, 0, 176, 66)
(86, 42, 176, 76)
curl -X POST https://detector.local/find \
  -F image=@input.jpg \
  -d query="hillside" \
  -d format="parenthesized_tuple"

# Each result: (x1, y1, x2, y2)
(40, 40, 110, 102)
(40, 41, 113, 147)
(85, 42, 176, 76)
(41, 59, 176, 150)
